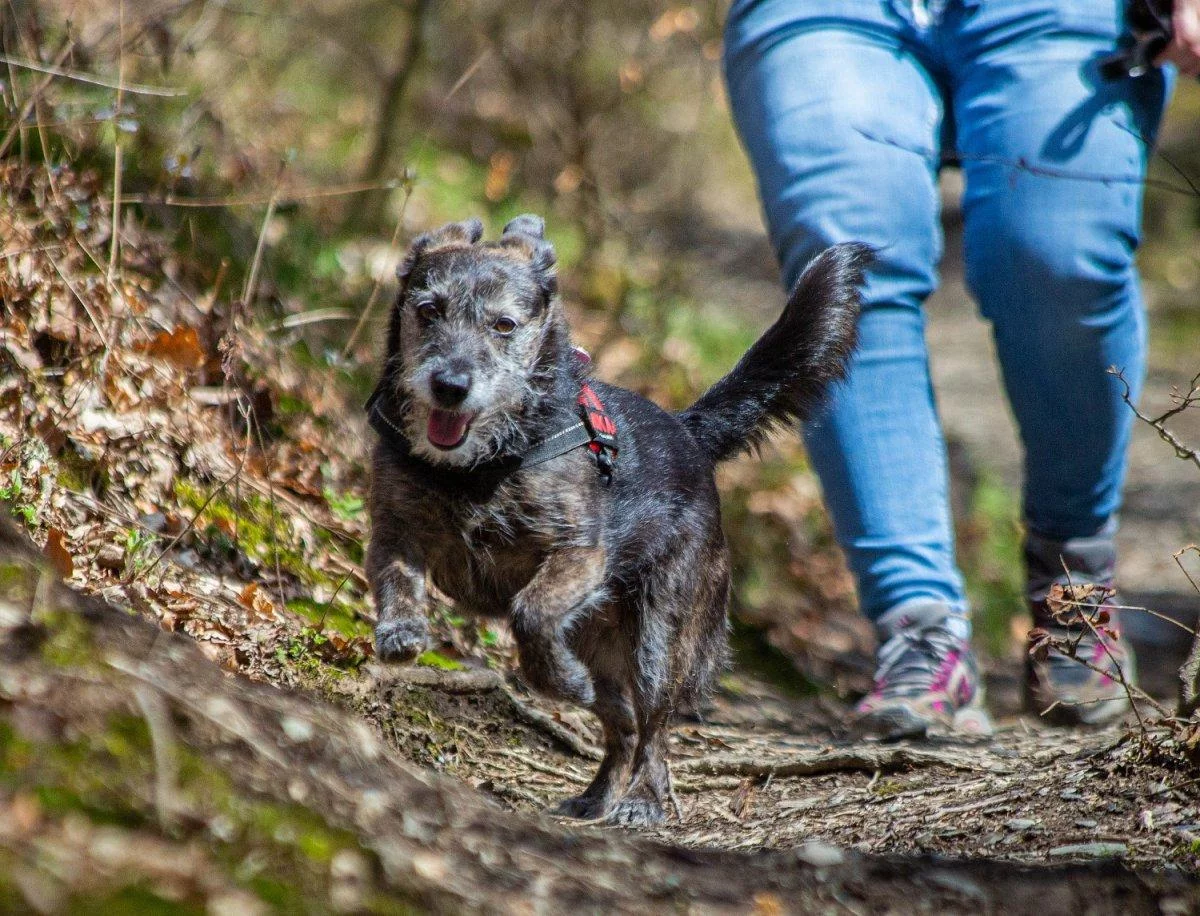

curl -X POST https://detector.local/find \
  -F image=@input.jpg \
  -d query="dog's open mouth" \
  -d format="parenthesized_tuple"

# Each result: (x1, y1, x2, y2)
(427, 409, 475, 449)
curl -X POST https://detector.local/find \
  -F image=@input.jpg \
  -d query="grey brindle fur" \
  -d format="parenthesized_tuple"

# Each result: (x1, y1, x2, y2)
(367, 215, 872, 826)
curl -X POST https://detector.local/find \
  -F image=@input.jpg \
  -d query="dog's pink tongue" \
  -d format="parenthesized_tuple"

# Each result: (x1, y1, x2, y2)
(427, 409, 470, 448)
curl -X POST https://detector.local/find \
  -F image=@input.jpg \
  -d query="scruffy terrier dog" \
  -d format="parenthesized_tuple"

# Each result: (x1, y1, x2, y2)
(366, 215, 870, 826)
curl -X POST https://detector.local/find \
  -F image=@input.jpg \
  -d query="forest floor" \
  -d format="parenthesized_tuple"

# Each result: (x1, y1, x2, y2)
(4, 164, 1200, 913)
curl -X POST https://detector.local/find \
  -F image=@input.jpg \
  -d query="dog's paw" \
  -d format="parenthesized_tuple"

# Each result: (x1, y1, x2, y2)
(603, 795, 665, 828)
(550, 794, 611, 820)
(519, 643, 595, 706)
(375, 617, 429, 663)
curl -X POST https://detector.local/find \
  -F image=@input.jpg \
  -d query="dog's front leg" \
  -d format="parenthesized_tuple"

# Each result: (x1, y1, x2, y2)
(510, 546, 606, 707)
(367, 517, 429, 663)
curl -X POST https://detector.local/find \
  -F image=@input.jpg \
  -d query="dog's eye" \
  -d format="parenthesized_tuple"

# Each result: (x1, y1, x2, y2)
(492, 316, 518, 337)
(415, 300, 440, 323)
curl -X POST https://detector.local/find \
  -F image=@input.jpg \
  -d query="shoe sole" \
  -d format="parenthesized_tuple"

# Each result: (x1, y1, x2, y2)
(853, 693, 994, 741)
(1022, 654, 1137, 727)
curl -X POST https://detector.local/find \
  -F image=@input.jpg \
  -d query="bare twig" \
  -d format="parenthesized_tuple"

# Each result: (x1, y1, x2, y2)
(241, 159, 287, 310)
(1175, 546, 1200, 717)
(0, 41, 73, 160)
(0, 50, 185, 96)
(352, 0, 431, 221)
(1048, 567, 1167, 727)
(1112, 368, 1200, 473)
(367, 663, 502, 694)
(138, 406, 252, 581)
(107, 0, 125, 285)
(119, 179, 401, 209)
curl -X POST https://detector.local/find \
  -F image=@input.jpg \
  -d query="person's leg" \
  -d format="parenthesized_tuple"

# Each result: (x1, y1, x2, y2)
(951, 0, 1173, 721)
(724, 0, 966, 627)
(724, 1, 989, 736)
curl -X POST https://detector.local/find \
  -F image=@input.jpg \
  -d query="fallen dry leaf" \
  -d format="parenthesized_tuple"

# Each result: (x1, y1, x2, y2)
(43, 528, 73, 579)
(239, 582, 278, 621)
(136, 326, 206, 371)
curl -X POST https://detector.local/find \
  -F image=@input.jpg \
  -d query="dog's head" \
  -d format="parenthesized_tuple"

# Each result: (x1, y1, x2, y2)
(378, 215, 568, 467)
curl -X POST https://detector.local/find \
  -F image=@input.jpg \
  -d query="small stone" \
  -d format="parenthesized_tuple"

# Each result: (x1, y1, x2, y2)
(1074, 819, 1099, 829)
(1004, 819, 1038, 831)
(795, 841, 845, 868)
(1048, 842, 1127, 858)
(95, 543, 125, 570)
(139, 511, 167, 533)
(281, 715, 314, 742)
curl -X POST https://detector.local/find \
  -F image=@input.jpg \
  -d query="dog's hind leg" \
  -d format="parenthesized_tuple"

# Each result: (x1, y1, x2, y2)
(605, 700, 673, 827)
(551, 674, 636, 819)
(510, 546, 607, 706)
(604, 594, 675, 827)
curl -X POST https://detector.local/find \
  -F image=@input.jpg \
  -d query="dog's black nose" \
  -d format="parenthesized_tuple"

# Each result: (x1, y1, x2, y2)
(431, 369, 472, 407)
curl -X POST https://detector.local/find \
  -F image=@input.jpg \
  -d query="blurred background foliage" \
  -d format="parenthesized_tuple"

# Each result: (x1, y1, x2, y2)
(2, 0, 1198, 691)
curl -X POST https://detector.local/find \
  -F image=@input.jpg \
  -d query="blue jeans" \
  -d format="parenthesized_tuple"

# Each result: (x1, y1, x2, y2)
(724, 0, 1172, 627)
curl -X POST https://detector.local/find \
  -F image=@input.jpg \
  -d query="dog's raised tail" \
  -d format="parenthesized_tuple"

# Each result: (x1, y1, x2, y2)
(678, 242, 873, 464)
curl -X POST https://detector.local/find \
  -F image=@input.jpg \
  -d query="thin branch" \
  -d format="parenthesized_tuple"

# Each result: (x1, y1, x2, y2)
(1111, 368, 1200, 472)
(0, 50, 185, 96)
(241, 159, 287, 310)
(107, 0, 125, 285)
(676, 745, 1000, 779)
(119, 179, 401, 209)
(355, 0, 432, 192)
(0, 40, 73, 159)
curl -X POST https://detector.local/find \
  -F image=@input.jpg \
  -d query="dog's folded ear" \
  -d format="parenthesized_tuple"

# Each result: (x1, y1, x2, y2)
(498, 214, 557, 304)
(502, 214, 545, 239)
(396, 217, 485, 283)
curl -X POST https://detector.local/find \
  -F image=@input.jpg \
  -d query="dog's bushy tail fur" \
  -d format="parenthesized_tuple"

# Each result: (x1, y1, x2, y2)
(678, 243, 874, 464)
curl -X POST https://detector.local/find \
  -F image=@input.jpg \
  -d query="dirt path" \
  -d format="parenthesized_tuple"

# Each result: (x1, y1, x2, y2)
(4, 518, 1200, 914)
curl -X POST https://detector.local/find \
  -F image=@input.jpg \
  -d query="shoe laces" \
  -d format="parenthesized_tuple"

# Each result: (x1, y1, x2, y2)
(873, 625, 962, 695)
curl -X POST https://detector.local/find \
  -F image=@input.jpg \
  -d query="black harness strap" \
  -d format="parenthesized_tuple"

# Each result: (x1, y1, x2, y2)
(518, 420, 593, 468)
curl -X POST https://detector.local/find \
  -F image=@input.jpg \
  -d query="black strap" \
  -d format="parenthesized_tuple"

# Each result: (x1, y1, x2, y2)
(518, 421, 593, 468)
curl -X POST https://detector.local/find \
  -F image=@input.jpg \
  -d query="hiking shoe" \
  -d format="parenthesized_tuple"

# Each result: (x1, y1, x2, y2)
(852, 602, 992, 739)
(1022, 526, 1135, 726)
(1024, 583, 1136, 726)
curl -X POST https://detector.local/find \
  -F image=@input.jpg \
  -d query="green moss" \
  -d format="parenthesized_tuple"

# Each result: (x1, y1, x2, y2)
(0, 561, 37, 607)
(36, 605, 96, 669)
(71, 885, 206, 916)
(286, 597, 371, 640)
(415, 650, 465, 672)
(0, 704, 415, 911)
(173, 478, 364, 604)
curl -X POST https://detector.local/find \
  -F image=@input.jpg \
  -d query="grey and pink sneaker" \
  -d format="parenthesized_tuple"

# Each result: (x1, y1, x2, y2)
(852, 603, 992, 739)
(1022, 526, 1135, 726)
(1024, 584, 1136, 726)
